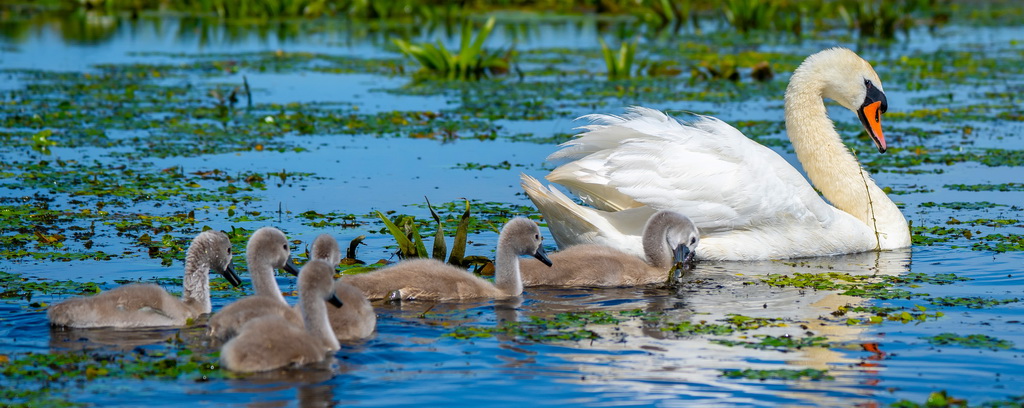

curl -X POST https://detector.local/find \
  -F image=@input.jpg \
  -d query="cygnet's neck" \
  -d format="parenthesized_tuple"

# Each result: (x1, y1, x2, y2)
(182, 242, 212, 314)
(300, 291, 340, 352)
(642, 221, 674, 270)
(493, 237, 524, 297)
(248, 255, 287, 304)
(784, 66, 909, 249)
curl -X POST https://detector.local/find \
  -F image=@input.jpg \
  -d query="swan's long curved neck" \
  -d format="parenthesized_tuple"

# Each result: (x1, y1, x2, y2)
(182, 247, 212, 314)
(494, 241, 523, 297)
(300, 293, 339, 351)
(784, 69, 908, 248)
(249, 258, 287, 304)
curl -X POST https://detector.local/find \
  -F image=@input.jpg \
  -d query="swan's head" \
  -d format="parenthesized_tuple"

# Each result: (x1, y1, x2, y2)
(298, 260, 344, 308)
(194, 230, 242, 287)
(803, 47, 889, 153)
(501, 217, 553, 266)
(247, 227, 300, 276)
(649, 211, 700, 267)
(310, 233, 342, 267)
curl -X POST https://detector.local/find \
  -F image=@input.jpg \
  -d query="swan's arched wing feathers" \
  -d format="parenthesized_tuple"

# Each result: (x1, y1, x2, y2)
(547, 107, 835, 233)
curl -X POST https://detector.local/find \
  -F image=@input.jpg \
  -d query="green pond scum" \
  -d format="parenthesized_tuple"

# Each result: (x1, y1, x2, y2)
(0, 0, 1023, 406)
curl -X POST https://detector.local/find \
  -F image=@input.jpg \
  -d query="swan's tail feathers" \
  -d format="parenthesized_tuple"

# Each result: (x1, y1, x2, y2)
(521, 174, 602, 249)
(545, 165, 639, 212)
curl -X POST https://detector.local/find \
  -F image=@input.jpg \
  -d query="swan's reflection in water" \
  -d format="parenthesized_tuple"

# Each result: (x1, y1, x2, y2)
(457, 249, 911, 406)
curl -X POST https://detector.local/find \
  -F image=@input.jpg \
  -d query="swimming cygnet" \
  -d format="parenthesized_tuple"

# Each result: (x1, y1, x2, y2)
(207, 227, 302, 341)
(340, 217, 553, 301)
(309, 234, 376, 341)
(219, 260, 343, 373)
(48, 230, 242, 328)
(520, 210, 700, 287)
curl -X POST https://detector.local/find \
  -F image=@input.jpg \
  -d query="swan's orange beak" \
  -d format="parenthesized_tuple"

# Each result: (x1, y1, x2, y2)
(858, 80, 888, 153)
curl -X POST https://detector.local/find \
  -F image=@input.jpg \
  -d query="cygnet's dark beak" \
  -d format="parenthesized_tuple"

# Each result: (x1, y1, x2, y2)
(533, 246, 553, 267)
(674, 244, 695, 267)
(281, 258, 301, 276)
(220, 263, 243, 287)
(327, 293, 344, 308)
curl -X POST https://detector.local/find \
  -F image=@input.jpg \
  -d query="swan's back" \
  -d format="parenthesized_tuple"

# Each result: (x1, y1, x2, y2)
(329, 281, 377, 340)
(47, 284, 193, 328)
(520, 245, 661, 287)
(341, 259, 501, 301)
(218, 315, 326, 373)
(208, 296, 301, 342)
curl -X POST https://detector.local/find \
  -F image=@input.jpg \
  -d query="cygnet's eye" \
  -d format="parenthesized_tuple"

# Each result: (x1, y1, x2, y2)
(535, 234, 540, 240)
(282, 244, 288, 251)
(690, 237, 697, 245)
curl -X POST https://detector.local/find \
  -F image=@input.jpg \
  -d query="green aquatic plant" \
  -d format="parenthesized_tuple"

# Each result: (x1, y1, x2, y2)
(923, 333, 1014, 350)
(928, 296, 1021, 309)
(712, 335, 830, 350)
(375, 198, 472, 266)
(721, 0, 779, 33)
(599, 38, 637, 80)
(0, 271, 100, 301)
(392, 17, 510, 80)
(721, 368, 833, 381)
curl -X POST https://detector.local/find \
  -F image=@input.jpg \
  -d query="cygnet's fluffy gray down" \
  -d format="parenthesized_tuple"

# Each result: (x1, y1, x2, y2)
(48, 230, 240, 328)
(340, 218, 552, 301)
(309, 233, 376, 341)
(520, 210, 699, 287)
(207, 227, 300, 341)
(220, 260, 342, 373)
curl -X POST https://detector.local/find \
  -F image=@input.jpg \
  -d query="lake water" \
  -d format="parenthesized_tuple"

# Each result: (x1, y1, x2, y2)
(1, 8, 1023, 408)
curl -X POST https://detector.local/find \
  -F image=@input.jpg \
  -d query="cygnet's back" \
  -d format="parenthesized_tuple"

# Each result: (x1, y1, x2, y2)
(341, 217, 551, 301)
(521, 210, 699, 287)
(309, 234, 376, 341)
(48, 230, 239, 328)
(208, 227, 300, 341)
(220, 260, 342, 373)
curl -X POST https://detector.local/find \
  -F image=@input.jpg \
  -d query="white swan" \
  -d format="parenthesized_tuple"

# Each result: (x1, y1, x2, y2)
(208, 227, 301, 341)
(220, 260, 342, 373)
(340, 218, 552, 301)
(519, 210, 699, 287)
(523, 47, 910, 261)
(48, 230, 242, 328)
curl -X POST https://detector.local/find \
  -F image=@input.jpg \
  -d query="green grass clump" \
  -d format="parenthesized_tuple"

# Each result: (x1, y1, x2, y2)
(392, 17, 510, 81)
(599, 38, 636, 80)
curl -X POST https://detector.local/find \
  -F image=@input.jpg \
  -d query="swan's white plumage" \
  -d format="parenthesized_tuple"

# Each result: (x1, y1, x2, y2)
(527, 48, 910, 261)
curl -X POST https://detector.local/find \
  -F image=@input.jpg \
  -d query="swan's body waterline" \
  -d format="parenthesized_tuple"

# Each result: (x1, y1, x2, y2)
(341, 218, 552, 301)
(47, 230, 241, 328)
(520, 210, 699, 287)
(219, 260, 342, 373)
(526, 47, 910, 261)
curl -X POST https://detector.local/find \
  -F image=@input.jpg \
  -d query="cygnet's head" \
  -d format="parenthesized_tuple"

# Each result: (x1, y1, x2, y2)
(649, 210, 700, 266)
(795, 47, 889, 153)
(500, 217, 553, 266)
(298, 260, 343, 308)
(246, 227, 300, 276)
(310, 234, 342, 267)
(192, 230, 242, 287)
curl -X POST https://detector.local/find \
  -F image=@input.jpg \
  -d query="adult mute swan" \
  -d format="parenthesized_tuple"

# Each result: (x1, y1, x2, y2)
(522, 47, 910, 261)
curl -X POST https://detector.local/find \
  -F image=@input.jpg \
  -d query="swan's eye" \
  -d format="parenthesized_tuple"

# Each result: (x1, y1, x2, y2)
(282, 244, 288, 251)
(534, 234, 540, 240)
(690, 237, 697, 245)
